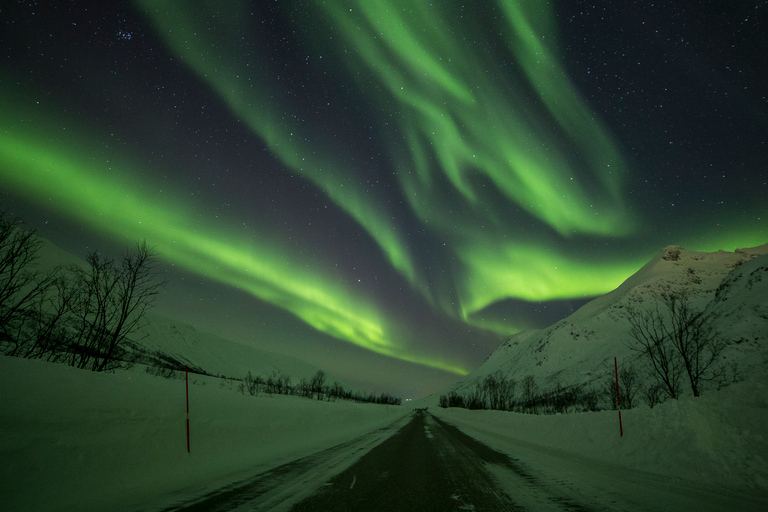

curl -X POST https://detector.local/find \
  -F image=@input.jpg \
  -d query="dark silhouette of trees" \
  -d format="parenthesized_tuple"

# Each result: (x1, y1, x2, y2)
(618, 364, 639, 409)
(0, 214, 59, 356)
(520, 374, 538, 414)
(438, 291, 731, 414)
(297, 377, 312, 398)
(438, 374, 602, 414)
(311, 369, 326, 400)
(664, 292, 726, 397)
(20, 274, 79, 360)
(236, 369, 401, 406)
(242, 371, 260, 395)
(480, 373, 516, 411)
(439, 391, 464, 409)
(640, 382, 665, 408)
(264, 370, 291, 395)
(1, 214, 163, 372)
(605, 364, 640, 410)
(329, 381, 346, 401)
(67, 242, 162, 371)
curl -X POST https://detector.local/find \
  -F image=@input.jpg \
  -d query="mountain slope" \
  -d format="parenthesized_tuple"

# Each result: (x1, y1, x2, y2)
(135, 313, 321, 380)
(451, 243, 768, 395)
(25, 234, 321, 382)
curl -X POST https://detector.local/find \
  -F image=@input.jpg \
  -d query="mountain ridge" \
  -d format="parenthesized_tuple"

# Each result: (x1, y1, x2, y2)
(448, 243, 768, 397)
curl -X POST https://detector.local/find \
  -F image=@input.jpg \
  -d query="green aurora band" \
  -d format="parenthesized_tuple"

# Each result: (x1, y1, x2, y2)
(0, 111, 468, 375)
(323, 0, 630, 234)
(2, 0, 763, 373)
(134, 0, 419, 285)
(132, 0, 648, 320)
(312, 0, 643, 315)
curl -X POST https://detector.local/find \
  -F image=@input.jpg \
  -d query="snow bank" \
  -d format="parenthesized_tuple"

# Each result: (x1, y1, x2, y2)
(432, 376, 768, 494)
(0, 356, 409, 512)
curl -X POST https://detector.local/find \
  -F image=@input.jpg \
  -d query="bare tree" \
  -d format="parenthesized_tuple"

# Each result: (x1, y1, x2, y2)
(330, 381, 345, 401)
(619, 364, 639, 409)
(0, 214, 57, 355)
(604, 375, 619, 410)
(662, 291, 726, 397)
(640, 381, 665, 408)
(464, 387, 484, 410)
(521, 374, 538, 414)
(297, 377, 312, 398)
(68, 241, 162, 371)
(625, 301, 684, 399)
(626, 290, 725, 398)
(1, 217, 163, 368)
(21, 274, 78, 361)
(481, 373, 516, 411)
(310, 370, 326, 400)
(604, 364, 639, 410)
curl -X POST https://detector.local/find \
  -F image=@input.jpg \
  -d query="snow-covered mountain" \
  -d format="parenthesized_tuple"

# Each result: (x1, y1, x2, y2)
(450, 243, 768, 395)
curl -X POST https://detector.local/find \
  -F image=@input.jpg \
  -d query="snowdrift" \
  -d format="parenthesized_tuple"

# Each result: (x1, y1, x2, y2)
(0, 356, 408, 512)
(433, 375, 768, 494)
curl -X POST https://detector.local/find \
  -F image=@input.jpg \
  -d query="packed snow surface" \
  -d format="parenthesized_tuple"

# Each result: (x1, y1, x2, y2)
(0, 356, 408, 512)
(3, 353, 768, 511)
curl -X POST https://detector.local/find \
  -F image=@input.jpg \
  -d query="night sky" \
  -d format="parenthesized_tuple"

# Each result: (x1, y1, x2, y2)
(1, 1, 766, 398)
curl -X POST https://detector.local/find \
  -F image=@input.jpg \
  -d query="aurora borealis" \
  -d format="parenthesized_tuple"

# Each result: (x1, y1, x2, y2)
(1, 1, 766, 397)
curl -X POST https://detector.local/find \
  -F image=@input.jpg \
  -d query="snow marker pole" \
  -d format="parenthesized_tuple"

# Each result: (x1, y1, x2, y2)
(186, 365, 190, 453)
(614, 357, 623, 437)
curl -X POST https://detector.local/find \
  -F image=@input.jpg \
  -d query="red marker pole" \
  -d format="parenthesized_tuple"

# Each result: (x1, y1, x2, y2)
(614, 357, 623, 437)
(186, 365, 190, 453)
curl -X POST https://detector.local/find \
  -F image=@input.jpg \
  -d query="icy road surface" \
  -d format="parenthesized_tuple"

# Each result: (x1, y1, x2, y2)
(160, 409, 766, 512)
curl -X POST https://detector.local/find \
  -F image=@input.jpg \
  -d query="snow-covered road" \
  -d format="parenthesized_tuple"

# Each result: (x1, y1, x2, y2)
(157, 412, 413, 512)
(160, 409, 767, 511)
(4, 356, 765, 511)
(289, 409, 568, 511)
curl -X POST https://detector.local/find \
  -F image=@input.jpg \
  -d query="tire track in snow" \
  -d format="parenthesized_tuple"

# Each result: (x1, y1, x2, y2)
(289, 410, 561, 511)
(157, 413, 411, 512)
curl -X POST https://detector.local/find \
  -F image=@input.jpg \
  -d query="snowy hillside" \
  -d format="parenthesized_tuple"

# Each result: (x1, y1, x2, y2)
(135, 313, 321, 382)
(25, 234, 323, 384)
(450, 243, 768, 395)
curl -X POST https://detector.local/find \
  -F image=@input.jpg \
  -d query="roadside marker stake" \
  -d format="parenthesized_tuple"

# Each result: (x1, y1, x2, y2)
(614, 357, 623, 437)
(186, 365, 190, 453)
